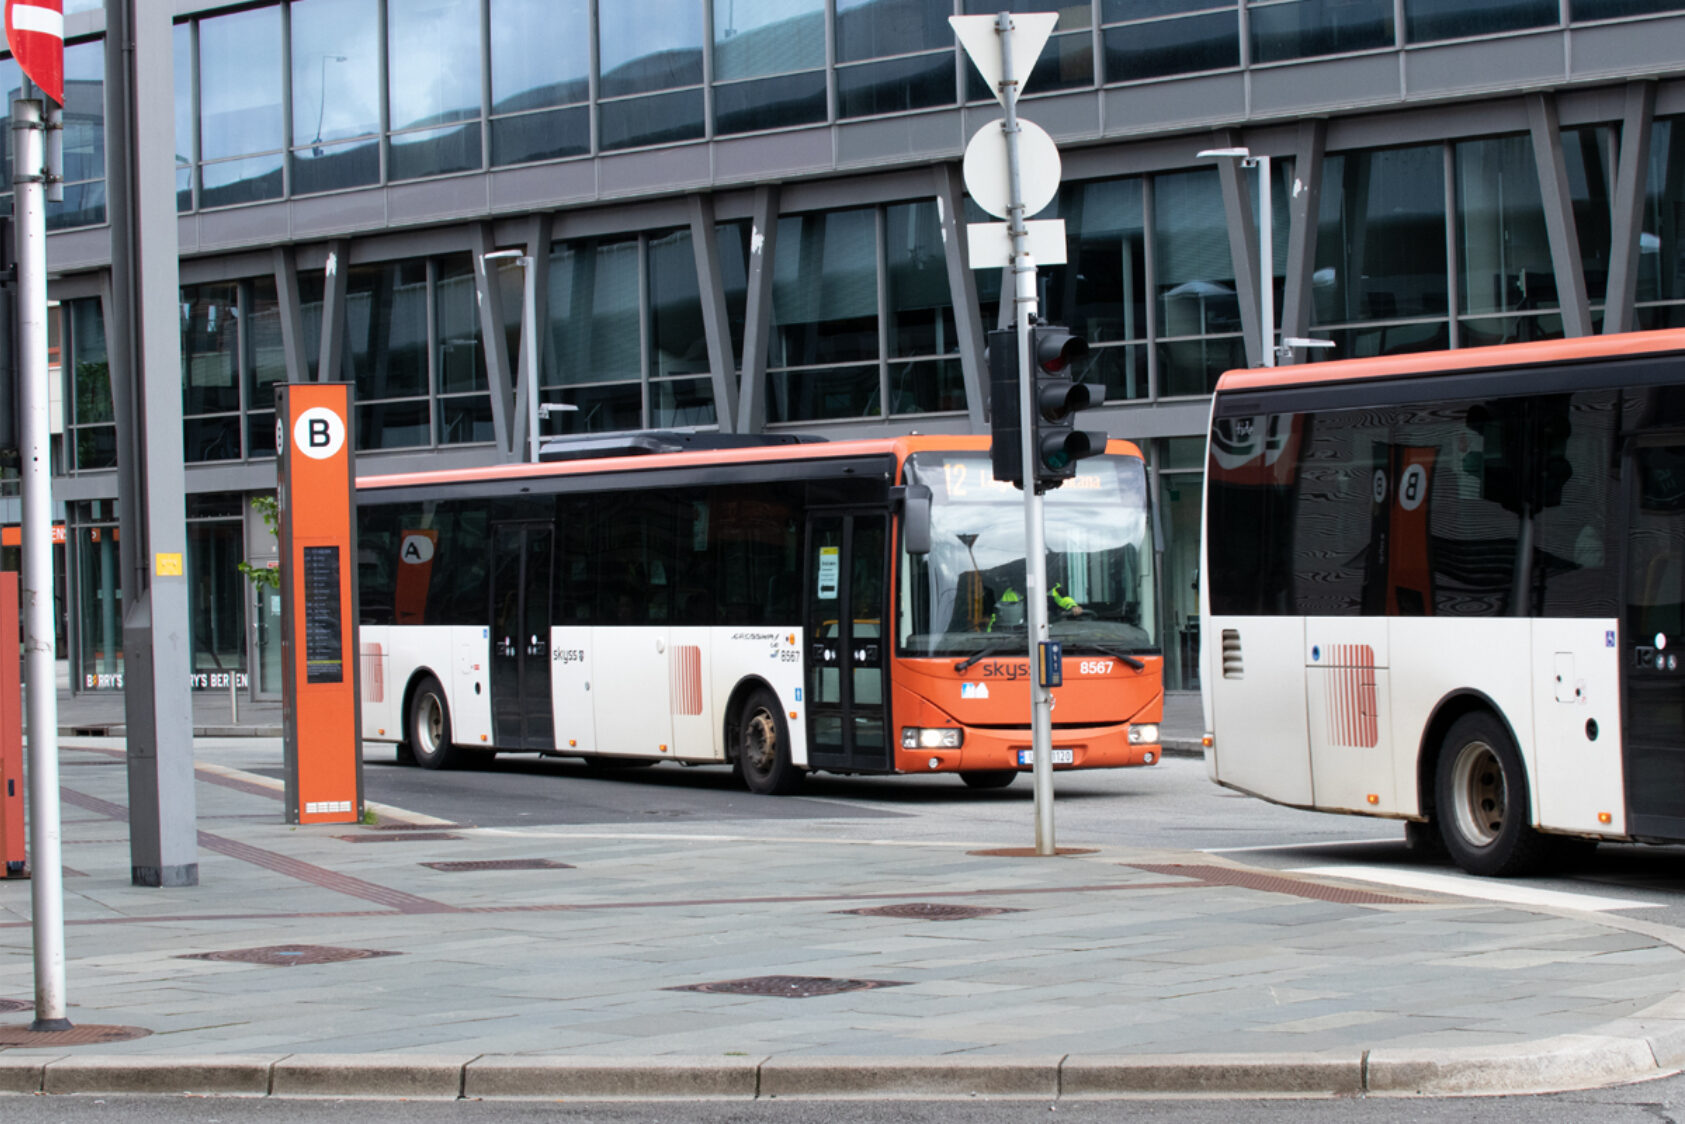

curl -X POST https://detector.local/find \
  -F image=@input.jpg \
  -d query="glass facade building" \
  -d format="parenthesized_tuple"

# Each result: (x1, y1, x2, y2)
(15, 0, 1685, 693)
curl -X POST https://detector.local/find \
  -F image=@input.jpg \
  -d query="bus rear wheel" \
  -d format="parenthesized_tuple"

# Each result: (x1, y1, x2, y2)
(407, 675, 462, 771)
(736, 688, 802, 795)
(960, 770, 1017, 790)
(1434, 712, 1549, 877)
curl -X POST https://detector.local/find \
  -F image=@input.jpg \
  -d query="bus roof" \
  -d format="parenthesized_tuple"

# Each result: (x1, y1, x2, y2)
(357, 434, 1146, 491)
(1214, 327, 1685, 396)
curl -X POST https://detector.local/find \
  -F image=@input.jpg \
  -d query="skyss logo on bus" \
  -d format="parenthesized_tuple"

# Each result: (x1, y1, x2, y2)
(977, 660, 1030, 681)
(554, 648, 585, 664)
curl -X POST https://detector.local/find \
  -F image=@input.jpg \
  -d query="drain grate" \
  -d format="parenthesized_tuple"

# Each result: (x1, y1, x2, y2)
(668, 975, 908, 998)
(422, 858, 574, 872)
(968, 846, 1098, 857)
(365, 822, 465, 831)
(838, 902, 1023, 921)
(335, 832, 462, 843)
(178, 944, 401, 966)
(0, 1024, 150, 1046)
(1128, 863, 1425, 906)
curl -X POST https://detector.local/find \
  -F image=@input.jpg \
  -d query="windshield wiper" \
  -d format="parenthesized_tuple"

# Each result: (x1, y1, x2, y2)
(954, 644, 1014, 674)
(1083, 644, 1146, 672)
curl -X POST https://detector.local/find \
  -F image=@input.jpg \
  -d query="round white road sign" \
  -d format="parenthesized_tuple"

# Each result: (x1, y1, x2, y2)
(963, 117, 1062, 221)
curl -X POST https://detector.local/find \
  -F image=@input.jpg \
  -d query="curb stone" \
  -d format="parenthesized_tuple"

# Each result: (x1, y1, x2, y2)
(1365, 1035, 1664, 1097)
(463, 1055, 763, 1100)
(272, 1053, 477, 1099)
(757, 1056, 1063, 1099)
(1060, 1053, 1364, 1097)
(41, 1055, 274, 1096)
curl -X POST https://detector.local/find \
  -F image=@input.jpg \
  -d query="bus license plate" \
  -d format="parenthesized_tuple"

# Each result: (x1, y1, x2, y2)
(1017, 749, 1074, 765)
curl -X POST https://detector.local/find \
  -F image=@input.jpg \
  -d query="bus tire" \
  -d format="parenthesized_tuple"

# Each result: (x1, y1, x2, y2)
(1434, 712, 1550, 877)
(736, 688, 802, 796)
(407, 675, 462, 771)
(960, 770, 1017, 790)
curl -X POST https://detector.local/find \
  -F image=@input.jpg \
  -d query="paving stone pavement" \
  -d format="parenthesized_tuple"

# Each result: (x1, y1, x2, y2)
(2, 708, 1685, 1098)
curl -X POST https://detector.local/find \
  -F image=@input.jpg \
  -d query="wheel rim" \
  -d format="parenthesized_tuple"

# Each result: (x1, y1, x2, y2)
(742, 706, 778, 777)
(416, 693, 443, 756)
(1449, 739, 1504, 848)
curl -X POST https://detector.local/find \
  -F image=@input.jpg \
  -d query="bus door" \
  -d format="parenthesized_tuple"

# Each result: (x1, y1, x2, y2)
(1622, 436, 1685, 837)
(804, 512, 890, 772)
(490, 522, 555, 751)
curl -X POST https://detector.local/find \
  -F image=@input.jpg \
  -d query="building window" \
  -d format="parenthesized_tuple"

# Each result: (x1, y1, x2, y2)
(713, 0, 828, 135)
(1037, 178, 1151, 403)
(598, 0, 706, 150)
(188, 494, 248, 692)
(345, 259, 431, 449)
(1101, 1, 1239, 84)
(1456, 134, 1566, 347)
(435, 255, 495, 444)
(388, 0, 484, 180)
(649, 228, 718, 427)
(489, 0, 591, 165)
(835, 0, 957, 118)
(181, 283, 244, 462)
(66, 298, 115, 472)
(1248, 0, 1394, 63)
(1636, 117, 1685, 329)
(291, 0, 381, 194)
(0, 40, 107, 229)
(1404, 0, 1558, 42)
(72, 501, 122, 691)
(1154, 167, 1246, 395)
(1312, 144, 1450, 359)
(197, 5, 285, 207)
(961, 0, 1093, 100)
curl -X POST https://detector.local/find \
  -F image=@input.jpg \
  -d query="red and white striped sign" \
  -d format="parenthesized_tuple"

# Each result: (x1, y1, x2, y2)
(4, 0, 63, 106)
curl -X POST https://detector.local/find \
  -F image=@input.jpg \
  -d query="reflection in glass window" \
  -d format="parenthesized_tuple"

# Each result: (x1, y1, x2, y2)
(599, 0, 704, 98)
(69, 299, 114, 471)
(715, 0, 825, 79)
(961, 0, 1093, 97)
(599, 88, 706, 150)
(388, 0, 482, 179)
(1405, 0, 1557, 41)
(1249, 0, 1394, 63)
(74, 501, 123, 690)
(772, 209, 879, 368)
(885, 201, 956, 358)
(715, 71, 827, 134)
(198, 6, 282, 162)
(175, 21, 193, 211)
(181, 284, 242, 462)
(1313, 145, 1448, 336)
(491, 0, 591, 163)
(836, 0, 953, 62)
(1572, 0, 1685, 16)
(1154, 168, 1243, 396)
(435, 255, 493, 445)
(650, 229, 708, 378)
(1639, 119, 1685, 313)
(1565, 126, 1615, 307)
(291, 0, 380, 194)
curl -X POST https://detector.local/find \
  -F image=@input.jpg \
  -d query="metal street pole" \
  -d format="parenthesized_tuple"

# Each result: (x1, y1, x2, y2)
(14, 94, 70, 1031)
(995, 12, 1057, 856)
(1256, 154, 1274, 368)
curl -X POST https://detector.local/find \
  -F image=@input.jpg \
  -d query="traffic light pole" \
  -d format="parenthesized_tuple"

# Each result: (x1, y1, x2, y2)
(995, 13, 1057, 856)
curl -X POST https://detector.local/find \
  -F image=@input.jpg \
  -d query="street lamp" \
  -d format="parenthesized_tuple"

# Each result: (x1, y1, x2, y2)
(1197, 147, 1275, 368)
(312, 54, 348, 157)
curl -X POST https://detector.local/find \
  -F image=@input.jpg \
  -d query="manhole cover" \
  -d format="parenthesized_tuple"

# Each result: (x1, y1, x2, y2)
(668, 975, 908, 998)
(0, 999, 29, 1012)
(422, 859, 574, 872)
(0, 1024, 151, 1046)
(838, 903, 1023, 921)
(178, 944, 401, 966)
(334, 832, 461, 843)
(967, 847, 1098, 857)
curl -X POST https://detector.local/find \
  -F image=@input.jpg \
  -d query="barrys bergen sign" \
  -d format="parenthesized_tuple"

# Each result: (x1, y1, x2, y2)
(4, 0, 63, 106)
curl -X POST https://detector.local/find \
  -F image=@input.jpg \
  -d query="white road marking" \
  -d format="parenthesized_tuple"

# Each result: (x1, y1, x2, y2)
(1290, 864, 1661, 912)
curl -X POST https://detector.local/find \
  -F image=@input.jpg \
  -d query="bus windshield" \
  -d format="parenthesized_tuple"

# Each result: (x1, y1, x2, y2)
(898, 451, 1158, 658)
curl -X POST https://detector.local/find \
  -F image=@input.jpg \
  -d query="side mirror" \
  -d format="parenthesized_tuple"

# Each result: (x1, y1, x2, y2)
(901, 484, 932, 555)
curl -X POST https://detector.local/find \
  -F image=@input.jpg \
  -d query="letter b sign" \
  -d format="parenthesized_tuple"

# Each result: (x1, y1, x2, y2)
(293, 406, 346, 460)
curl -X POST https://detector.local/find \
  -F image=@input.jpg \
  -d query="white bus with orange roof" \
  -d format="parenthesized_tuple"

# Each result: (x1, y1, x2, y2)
(356, 432, 1163, 793)
(1201, 328, 1685, 874)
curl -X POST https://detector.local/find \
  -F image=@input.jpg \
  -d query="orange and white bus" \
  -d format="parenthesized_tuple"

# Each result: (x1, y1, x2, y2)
(357, 432, 1163, 794)
(1201, 328, 1685, 875)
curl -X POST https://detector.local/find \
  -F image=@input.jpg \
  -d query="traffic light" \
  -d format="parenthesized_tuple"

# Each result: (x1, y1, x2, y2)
(987, 326, 1022, 488)
(1028, 322, 1105, 490)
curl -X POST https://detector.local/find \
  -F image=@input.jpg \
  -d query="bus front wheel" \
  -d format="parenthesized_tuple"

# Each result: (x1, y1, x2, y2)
(736, 688, 802, 796)
(407, 676, 462, 771)
(1434, 712, 1549, 877)
(960, 770, 1017, 789)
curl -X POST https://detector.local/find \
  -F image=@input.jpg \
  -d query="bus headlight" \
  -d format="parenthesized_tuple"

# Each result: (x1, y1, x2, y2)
(902, 727, 964, 749)
(1128, 724, 1160, 745)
